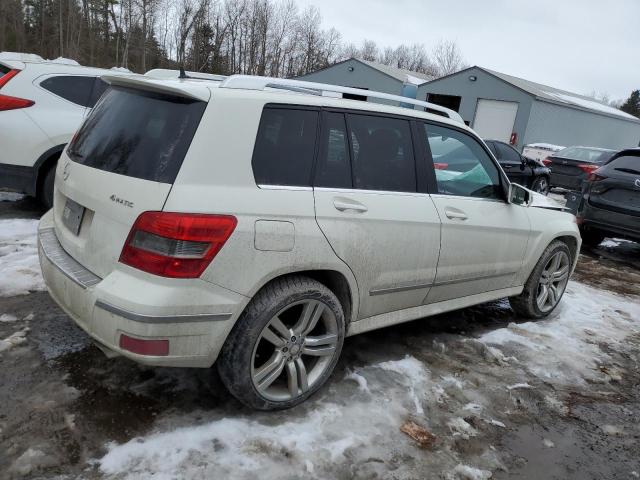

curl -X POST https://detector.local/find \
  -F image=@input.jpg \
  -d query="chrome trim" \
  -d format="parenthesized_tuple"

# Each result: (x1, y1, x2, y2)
(257, 184, 313, 191)
(429, 193, 506, 204)
(94, 300, 232, 324)
(38, 227, 101, 288)
(432, 271, 517, 287)
(369, 282, 433, 296)
(314, 186, 430, 197)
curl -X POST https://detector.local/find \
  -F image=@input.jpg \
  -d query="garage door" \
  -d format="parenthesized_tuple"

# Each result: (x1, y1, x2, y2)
(473, 99, 518, 143)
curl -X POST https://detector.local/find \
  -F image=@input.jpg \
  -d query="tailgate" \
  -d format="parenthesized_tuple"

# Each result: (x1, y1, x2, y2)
(53, 85, 207, 279)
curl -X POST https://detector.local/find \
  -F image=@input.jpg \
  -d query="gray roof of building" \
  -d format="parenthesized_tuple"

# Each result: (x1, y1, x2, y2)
(356, 58, 436, 84)
(480, 67, 639, 123)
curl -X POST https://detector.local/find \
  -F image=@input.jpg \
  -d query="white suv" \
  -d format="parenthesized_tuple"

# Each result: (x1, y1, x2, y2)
(0, 52, 128, 207)
(38, 73, 580, 410)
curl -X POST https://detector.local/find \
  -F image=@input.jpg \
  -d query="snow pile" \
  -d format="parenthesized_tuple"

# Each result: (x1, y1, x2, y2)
(480, 282, 640, 386)
(0, 219, 44, 296)
(99, 356, 433, 479)
(543, 90, 638, 121)
(0, 327, 29, 353)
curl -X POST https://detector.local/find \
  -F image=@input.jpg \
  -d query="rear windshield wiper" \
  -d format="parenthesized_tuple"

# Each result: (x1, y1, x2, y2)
(614, 167, 640, 175)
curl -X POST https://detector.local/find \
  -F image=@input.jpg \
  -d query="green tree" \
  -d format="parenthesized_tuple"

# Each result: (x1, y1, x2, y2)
(620, 90, 640, 118)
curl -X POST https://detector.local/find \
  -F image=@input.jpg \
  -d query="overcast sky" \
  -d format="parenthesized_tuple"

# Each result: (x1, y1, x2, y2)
(295, 0, 639, 101)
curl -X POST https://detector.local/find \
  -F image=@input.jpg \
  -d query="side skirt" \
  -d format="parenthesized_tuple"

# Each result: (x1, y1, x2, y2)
(346, 285, 524, 337)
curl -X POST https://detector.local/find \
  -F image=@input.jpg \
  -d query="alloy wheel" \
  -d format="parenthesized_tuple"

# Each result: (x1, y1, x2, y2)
(535, 177, 549, 194)
(536, 250, 570, 312)
(251, 299, 339, 402)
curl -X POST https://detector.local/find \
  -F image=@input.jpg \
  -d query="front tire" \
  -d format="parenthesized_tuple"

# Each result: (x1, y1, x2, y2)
(509, 240, 572, 319)
(217, 276, 345, 410)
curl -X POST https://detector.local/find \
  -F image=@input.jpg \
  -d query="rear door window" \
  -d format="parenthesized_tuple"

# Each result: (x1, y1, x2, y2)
(40, 75, 96, 107)
(346, 113, 416, 192)
(495, 142, 521, 162)
(607, 155, 640, 174)
(252, 107, 319, 187)
(67, 86, 206, 183)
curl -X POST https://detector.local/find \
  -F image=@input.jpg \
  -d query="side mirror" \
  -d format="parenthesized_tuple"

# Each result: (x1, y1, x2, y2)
(508, 183, 531, 206)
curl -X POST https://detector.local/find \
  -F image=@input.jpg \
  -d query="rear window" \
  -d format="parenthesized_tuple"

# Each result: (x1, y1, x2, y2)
(607, 154, 640, 174)
(556, 147, 615, 163)
(251, 107, 319, 186)
(0, 65, 10, 77)
(40, 75, 96, 107)
(68, 86, 206, 183)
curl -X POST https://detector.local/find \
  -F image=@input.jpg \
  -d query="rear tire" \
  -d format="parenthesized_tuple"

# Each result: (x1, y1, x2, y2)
(39, 164, 56, 209)
(509, 240, 572, 319)
(217, 276, 345, 410)
(580, 228, 605, 248)
(531, 176, 550, 195)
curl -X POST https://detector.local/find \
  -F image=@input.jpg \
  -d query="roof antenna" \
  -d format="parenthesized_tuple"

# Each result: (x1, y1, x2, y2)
(179, 67, 187, 79)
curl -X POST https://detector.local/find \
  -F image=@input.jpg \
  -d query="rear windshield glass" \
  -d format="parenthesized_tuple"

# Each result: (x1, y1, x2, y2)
(556, 147, 615, 163)
(68, 86, 206, 183)
(0, 65, 10, 77)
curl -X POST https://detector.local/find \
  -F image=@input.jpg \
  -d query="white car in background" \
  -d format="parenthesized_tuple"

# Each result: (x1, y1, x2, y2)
(0, 52, 129, 207)
(38, 73, 581, 410)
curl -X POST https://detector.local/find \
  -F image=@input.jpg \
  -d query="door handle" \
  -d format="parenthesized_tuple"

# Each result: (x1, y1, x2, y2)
(444, 208, 468, 220)
(333, 198, 368, 213)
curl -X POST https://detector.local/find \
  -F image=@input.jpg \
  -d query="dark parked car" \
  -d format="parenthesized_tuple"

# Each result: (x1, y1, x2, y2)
(484, 140, 551, 194)
(577, 148, 640, 247)
(546, 146, 616, 191)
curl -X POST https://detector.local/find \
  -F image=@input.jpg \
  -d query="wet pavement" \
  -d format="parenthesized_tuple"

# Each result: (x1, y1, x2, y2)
(1, 193, 639, 479)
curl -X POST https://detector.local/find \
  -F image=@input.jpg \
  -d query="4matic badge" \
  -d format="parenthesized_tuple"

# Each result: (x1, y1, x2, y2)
(109, 194, 134, 208)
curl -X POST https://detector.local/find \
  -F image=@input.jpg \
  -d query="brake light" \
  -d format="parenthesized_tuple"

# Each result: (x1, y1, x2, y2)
(542, 157, 553, 167)
(587, 170, 606, 182)
(120, 334, 169, 356)
(578, 164, 599, 174)
(434, 162, 449, 170)
(120, 212, 237, 278)
(0, 69, 34, 111)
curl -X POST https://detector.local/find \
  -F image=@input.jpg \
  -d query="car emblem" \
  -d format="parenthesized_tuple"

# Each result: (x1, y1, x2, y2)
(62, 162, 71, 181)
(635, 178, 640, 189)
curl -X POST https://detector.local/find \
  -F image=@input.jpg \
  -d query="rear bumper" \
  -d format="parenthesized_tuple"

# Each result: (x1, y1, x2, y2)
(579, 201, 640, 241)
(550, 172, 583, 190)
(37, 210, 249, 368)
(0, 162, 35, 195)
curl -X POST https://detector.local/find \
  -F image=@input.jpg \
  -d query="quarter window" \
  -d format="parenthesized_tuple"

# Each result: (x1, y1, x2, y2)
(347, 114, 416, 192)
(252, 107, 319, 187)
(40, 75, 96, 107)
(315, 112, 352, 188)
(425, 124, 502, 199)
(494, 142, 521, 162)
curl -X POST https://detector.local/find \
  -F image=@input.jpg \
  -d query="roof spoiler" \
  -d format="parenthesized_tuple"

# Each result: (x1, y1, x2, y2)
(101, 74, 210, 102)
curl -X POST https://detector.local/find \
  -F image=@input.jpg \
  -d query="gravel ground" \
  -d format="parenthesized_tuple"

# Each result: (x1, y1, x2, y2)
(1, 192, 639, 480)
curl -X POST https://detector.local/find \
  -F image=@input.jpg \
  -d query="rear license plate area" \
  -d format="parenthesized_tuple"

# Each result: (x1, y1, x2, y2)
(62, 198, 86, 235)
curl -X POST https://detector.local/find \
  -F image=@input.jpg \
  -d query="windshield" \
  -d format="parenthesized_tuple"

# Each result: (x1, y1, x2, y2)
(67, 86, 206, 183)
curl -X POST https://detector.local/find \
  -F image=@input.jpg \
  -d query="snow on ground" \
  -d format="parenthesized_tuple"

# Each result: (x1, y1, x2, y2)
(0, 219, 44, 296)
(97, 281, 640, 480)
(0, 191, 25, 202)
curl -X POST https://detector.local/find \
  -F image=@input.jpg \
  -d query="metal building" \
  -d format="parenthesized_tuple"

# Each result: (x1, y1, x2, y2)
(300, 60, 640, 151)
(419, 66, 640, 150)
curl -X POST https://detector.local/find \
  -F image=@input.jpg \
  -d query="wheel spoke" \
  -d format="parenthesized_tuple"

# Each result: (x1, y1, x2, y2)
(303, 334, 337, 356)
(548, 284, 558, 306)
(261, 326, 286, 347)
(269, 316, 291, 339)
(552, 265, 569, 282)
(537, 285, 549, 309)
(254, 352, 285, 390)
(549, 252, 561, 272)
(286, 360, 298, 396)
(295, 358, 309, 392)
(294, 301, 324, 335)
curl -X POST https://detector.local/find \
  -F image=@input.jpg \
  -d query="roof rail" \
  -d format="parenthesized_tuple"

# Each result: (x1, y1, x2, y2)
(145, 68, 227, 81)
(218, 74, 464, 123)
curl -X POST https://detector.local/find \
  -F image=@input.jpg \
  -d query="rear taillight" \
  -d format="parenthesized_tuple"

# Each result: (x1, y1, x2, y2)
(0, 69, 34, 111)
(587, 170, 606, 182)
(434, 162, 449, 170)
(119, 212, 237, 278)
(542, 157, 553, 167)
(578, 164, 599, 175)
